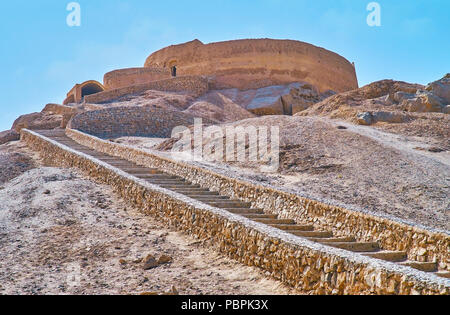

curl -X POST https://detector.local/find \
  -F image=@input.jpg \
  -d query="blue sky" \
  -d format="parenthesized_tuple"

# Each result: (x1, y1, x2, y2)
(1, 0, 449, 131)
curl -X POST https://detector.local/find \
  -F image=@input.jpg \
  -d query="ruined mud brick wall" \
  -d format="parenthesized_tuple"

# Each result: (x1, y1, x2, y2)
(41, 104, 77, 116)
(103, 67, 171, 90)
(64, 80, 105, 105)
(84, 75, 209, 104)
(144, 39, 359, 92)
(20, 129, 450, 295)
(66, 129, 450, 271)
(68, 107, 200, 139)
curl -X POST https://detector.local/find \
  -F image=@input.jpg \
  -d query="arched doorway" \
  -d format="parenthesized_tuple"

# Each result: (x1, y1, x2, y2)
(81, 82, 104, 97)
(171, 66, 177, 77)
(169, 60, 178, 77)
(63, 80, 105, 104)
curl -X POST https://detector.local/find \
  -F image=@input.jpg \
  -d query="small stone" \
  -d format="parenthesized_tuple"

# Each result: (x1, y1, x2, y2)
(157, 254, 173, 265)
(163, 286, 179, 295)
(428, 147, 445, 153)
(356, 112, 373, 125)
(142, 255, 159, 270)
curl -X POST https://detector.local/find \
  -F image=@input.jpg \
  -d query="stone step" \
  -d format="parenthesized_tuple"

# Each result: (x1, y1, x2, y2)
(242, 214, 279, 219)
(435, 271, 450, 279)
(254, 218, 296, 225)
(270, 224, 315, 232)
(122, 169, 162, 175)
(180, 191, 220, 196)
(38, 131, 66, 137)
(206, 201, 252, 209)
(325, 242, 380, 253)
(97, 159, 130, 164)
(105, 161, 137, 166)
(400, 261, 438, 272)
(49, 136, 72, 139)
(175, 190, 219, 196)
(225, 208, 264, 215)
(159, 184, 201, 189)
(147, 180, 189, 185)
(135, 175, 176, 180)
(119, 168, 160, 173)
(309, 237, 356, 243)
(189, 196, 230, 201)
(363, 251, 408, 263)
(104, 159, 138, 164)
(290, 231, 334, 238)
(77, 148, 106, 159)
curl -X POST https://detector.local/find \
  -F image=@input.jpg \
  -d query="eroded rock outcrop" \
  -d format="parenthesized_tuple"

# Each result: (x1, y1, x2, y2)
(426, 73, 450, 104)
(299, 76, 449, 126)
(12, 112, 63, 133)
(0, 130, 20, 145)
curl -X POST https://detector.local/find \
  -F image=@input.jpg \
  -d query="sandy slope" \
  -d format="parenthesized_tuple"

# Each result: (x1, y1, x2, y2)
(0, 162, 297, 295)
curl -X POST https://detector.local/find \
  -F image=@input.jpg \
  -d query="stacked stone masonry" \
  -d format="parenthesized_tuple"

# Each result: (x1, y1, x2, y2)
(83, 75, 209, 104)
(65, 129, 449, 272)
(68, 107, 208, 139)
(103, 67, 171, 90)
(20, 129, 450, 295)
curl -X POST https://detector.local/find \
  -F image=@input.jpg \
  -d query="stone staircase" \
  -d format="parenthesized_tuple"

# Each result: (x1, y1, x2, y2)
(35, 130, 450, 280)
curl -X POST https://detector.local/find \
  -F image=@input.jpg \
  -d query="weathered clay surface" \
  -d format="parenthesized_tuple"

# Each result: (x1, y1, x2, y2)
(298, 78, 450, 150)
(0, 166, 296, 295)
(144, 39, 358, 93)
(183, 91, 256, 122)
(0, 140, 36, 184)
(84, 76, 209, 104)
(426, 74, 450, 104)
(0, 130, 20, 145)
(12, 112, 63, 133)
(104, 67, 171, 90)
(63, 80, 105, 105)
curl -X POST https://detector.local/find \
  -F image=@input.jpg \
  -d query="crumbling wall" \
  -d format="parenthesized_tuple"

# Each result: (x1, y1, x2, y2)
(145, 39, 359, 92)
(83, 76, 209, 104)
(103, 67, 171, 90)
(68, 107, 201, 139)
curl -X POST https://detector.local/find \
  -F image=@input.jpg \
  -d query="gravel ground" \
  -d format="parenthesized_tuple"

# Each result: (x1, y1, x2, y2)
(0, 165, 298, 295)
(0, 141, 38, 185)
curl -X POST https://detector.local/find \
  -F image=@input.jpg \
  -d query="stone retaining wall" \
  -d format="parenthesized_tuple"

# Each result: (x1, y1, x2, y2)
(68, 107, 202, 139)
(103, 67, 171, 90)
(66, 128, 450, 271)
(84, 75, 209, 104)
(20, 129, 450, 295)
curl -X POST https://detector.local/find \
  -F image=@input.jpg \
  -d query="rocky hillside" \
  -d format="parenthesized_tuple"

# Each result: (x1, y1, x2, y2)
(297, 74, 450, 150)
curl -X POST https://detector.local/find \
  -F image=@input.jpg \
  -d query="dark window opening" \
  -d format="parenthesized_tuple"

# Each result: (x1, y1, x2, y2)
(171, 66, 177, 77)
(81, 84, 104, 97)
